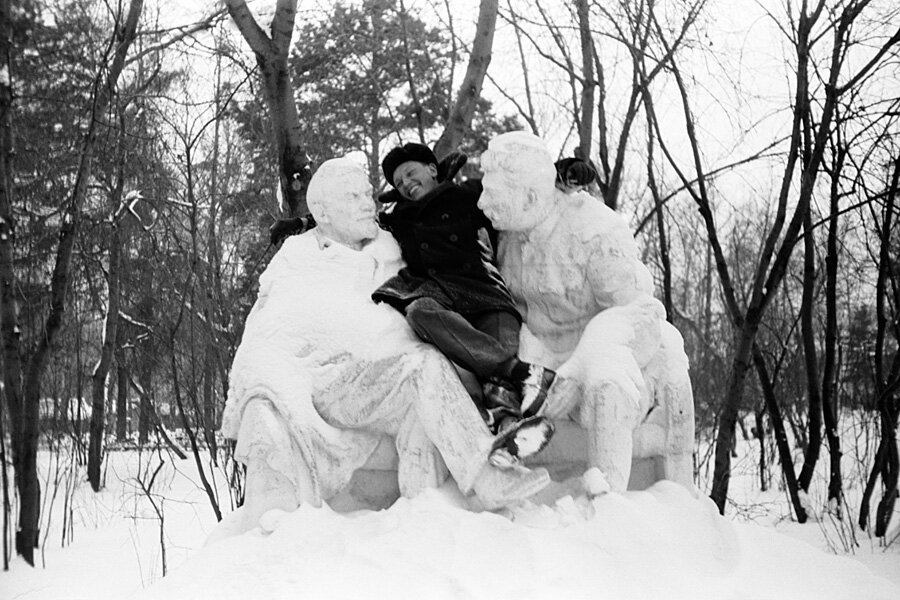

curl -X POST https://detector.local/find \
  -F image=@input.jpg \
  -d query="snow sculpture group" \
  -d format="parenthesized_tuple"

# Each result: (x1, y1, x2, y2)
(219, 132, 695, 535)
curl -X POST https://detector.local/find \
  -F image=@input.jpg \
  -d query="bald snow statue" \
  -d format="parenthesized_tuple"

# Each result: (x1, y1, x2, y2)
(479, 131, 695, 492)
(214, 157, 550, 540)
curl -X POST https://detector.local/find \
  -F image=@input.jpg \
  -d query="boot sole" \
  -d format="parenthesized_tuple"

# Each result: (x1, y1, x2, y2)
(488, 416, 555, 468)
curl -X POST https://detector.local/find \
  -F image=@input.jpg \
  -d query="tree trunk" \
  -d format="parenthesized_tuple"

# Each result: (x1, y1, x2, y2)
(709, 324, 756, 512)
(753, 346, 808, 522)
(433, 0, 498, 159)
(574, 0, 594, 161)
(88, 177, 125, 491)
(503, 1, 539, 135)
(138, 351, 152, 445)
(755, 406, 768, 491)
(4, 0, 143, 564)
(397, 0, 426, 142)
(225, 0, 310, 216)
(591, 45, 610, 185)
(126, 372, 186, 459)
(877, 405, 900, 538)
(821, 141, 844, 509)
(203, 354, 219, 465)
(860, 153, 900, 535)
(116, 364, 128, 441)
(0, 0, 24, 568)
(797, 207, 823, 491)
(645, 123, 673, 322)
(170, 338, 221, 521)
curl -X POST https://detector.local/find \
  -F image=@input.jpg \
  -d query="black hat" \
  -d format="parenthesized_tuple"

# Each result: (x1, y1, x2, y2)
(382, 143, 438, 188)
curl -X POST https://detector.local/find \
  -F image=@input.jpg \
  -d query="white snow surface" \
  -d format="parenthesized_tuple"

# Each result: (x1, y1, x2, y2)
(3, 448, 899, 600)
(3, 222, 899, 599)
(144, 483, 896, 600)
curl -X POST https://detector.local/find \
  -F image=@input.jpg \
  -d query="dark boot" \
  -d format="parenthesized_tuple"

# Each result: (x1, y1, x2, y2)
(488, 415, 556, 469)
(507, 360, 556, 418)
(480, 379, 523, 434)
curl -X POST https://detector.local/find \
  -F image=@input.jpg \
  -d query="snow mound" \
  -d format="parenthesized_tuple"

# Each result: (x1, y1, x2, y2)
(132, 481, 899, 600)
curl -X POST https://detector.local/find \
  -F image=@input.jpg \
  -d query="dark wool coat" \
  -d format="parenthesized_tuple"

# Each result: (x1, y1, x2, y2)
(372, 180, 520, 320)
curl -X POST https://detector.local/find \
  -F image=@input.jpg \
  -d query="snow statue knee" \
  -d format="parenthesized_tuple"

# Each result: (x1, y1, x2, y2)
(479, 131, 695, 493)
(215, 157, 552, 540)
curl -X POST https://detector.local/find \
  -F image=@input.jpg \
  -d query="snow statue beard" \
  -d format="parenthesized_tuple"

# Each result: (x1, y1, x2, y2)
(479, 131, 557, 232)
(307, 157, 379, 250)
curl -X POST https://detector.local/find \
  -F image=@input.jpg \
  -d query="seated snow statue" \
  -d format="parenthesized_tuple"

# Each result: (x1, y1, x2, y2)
(218, 158, 550, 537)
(478, 131, 695, 492)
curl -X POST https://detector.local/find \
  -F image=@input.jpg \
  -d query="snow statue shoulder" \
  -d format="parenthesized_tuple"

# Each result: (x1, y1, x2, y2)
(214, 141, 695, 541)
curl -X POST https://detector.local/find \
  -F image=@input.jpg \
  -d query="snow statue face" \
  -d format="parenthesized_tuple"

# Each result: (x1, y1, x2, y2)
(479, 132, 557, 232)
(307, 158, 378, 247)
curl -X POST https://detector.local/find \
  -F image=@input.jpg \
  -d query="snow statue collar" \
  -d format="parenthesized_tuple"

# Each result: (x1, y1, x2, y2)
(479, 131, 559, 237)
(307, 157, 378, 251)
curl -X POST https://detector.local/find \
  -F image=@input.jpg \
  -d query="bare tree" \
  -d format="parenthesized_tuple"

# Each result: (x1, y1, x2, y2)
(574, 0, 594, 160)
(649, 0, 900, 514)
(87, 148, 128, 492)
(0, 0, 144, 565)
(501, 0, 705, 208)
(0, 0, 17, 570)
(859, 152, 900, 536)
(434, 0, 499, 158)
(225, 0, 310, 216)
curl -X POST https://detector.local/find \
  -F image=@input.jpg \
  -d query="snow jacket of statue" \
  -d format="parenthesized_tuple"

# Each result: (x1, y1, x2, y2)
(372, 179, 521, 320)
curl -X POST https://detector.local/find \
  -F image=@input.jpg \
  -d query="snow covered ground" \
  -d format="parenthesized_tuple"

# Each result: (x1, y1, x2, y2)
(2, 426, 899, 600)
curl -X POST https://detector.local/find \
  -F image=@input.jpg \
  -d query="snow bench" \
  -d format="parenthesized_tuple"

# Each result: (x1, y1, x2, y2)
(329, 413, 682, 511)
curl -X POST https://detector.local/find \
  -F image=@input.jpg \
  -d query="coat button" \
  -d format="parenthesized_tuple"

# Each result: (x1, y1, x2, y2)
(441, 213, 450, 220)
(420, 242, 429, 250)
(427, 268, 437, 276)
(462, 263, 472, 271)
(449, 234, 458, 242)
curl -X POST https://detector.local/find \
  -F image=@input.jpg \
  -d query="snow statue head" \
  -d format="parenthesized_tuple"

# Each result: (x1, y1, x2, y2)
(479, 132, 558, 232)
(307, 157, 379, 249)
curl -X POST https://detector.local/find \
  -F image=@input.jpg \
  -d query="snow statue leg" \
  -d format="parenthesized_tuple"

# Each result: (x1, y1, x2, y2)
(411, 352, 550, 508)
(578, 379, 643, 492)
(395, 403, 450, 497)
(313, 351, 548, 508)
(632, 321, 695, 489)
(313, 353, 450, 503)
(207, 399, 317, 542)
(551, 304, 650, 492)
